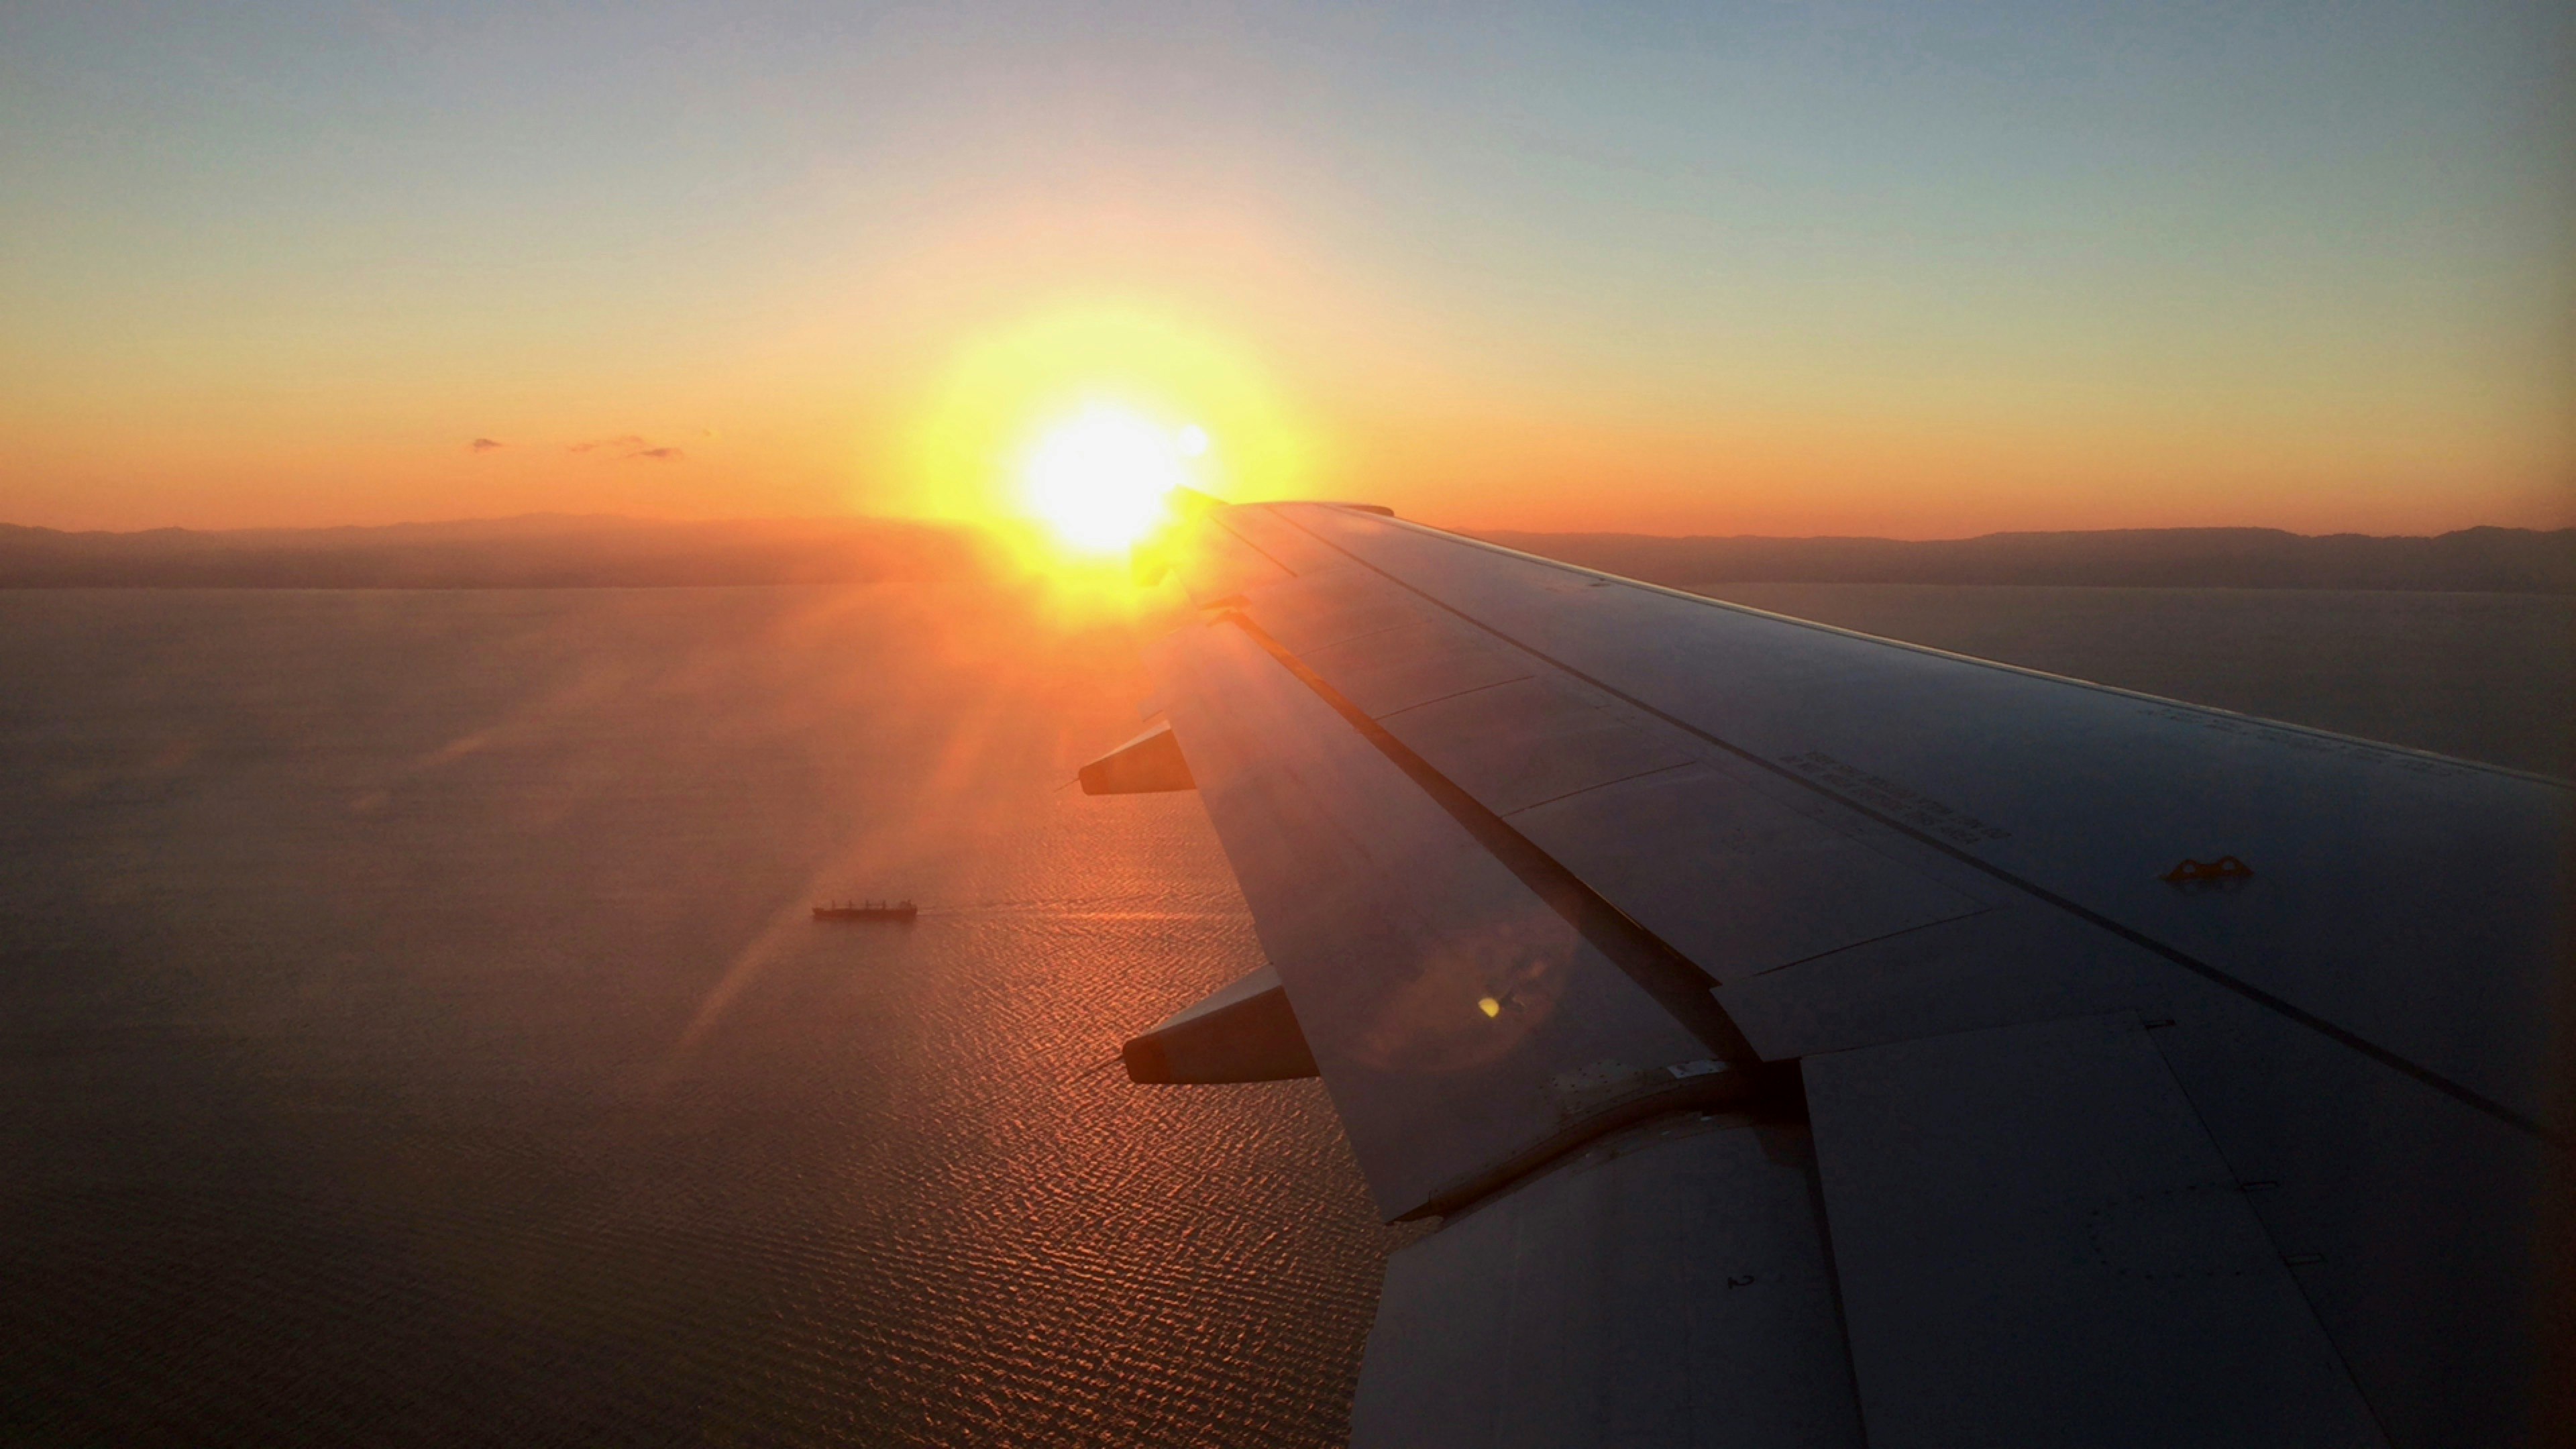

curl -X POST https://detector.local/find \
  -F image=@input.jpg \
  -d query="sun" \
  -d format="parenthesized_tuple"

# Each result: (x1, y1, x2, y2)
(892, 303, 1329, 557)
(1020, 404, 1201, 554)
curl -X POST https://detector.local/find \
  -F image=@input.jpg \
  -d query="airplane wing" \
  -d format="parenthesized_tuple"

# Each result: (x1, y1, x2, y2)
(1086, 500, 2567, 1448)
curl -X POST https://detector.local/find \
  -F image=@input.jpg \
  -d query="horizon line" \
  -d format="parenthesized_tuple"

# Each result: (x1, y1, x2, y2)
(5, 511, 2570, 547)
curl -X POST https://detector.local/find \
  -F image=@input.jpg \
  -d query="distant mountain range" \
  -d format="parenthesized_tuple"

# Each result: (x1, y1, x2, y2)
(2, 516, 2569, 592)
(1472, 526, 2576, 594)
(0, 515, 985, 588)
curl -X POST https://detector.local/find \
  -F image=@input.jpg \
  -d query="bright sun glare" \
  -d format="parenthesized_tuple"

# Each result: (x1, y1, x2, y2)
(1021, 405, 1201, 554)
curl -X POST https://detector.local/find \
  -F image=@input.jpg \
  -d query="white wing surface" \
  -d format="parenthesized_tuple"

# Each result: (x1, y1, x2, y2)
(1101, 501, 2567, 1448)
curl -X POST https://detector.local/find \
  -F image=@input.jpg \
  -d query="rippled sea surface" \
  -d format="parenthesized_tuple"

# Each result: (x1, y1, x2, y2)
(0, 585, 1393, 1448)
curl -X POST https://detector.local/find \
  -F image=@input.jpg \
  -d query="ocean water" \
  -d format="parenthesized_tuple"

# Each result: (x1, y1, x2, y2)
(3, 581, 2563, 1447)
(1693, 582, 2573, 779)
(0, 585, 1388, 1448)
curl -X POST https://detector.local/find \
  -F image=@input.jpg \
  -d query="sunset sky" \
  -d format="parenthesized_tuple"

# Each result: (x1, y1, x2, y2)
(3, 1, 2568, 538)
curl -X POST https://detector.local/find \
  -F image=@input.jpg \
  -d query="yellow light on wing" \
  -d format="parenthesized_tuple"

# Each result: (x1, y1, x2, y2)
(1021, 405, 1193, 554)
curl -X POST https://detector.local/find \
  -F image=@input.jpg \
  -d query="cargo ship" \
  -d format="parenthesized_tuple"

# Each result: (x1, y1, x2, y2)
(812, 900, 918, 922)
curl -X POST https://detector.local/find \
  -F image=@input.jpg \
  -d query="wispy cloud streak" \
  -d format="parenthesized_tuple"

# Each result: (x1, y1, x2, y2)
(570, 435, 686, 462)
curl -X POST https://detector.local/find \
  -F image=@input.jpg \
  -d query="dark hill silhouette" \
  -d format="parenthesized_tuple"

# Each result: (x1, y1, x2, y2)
(0, 515, 987, 588)
(1471, 526, 2576, 594)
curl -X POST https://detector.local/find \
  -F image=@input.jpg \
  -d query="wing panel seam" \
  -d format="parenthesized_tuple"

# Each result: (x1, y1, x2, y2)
(1496, 760, 1696, 817)
(1374, 674, 1537, 721)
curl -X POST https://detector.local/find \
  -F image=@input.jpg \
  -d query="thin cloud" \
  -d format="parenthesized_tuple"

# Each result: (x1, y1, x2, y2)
(468, 437, 504, 452)
(564, 430, 685, 459)
(569, 434, 687, 462)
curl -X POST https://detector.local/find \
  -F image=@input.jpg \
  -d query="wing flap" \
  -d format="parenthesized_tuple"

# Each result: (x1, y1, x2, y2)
(1350, 1116, 1865, 1449)
(1807, 1013, 2385, 1448)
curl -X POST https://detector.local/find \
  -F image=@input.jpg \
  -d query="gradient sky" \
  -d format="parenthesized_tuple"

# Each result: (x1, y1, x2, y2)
(3, 1, 2568, 537)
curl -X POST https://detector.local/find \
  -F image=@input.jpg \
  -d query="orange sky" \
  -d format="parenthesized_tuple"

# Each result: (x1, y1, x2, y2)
(2, 4, 2567, 539)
